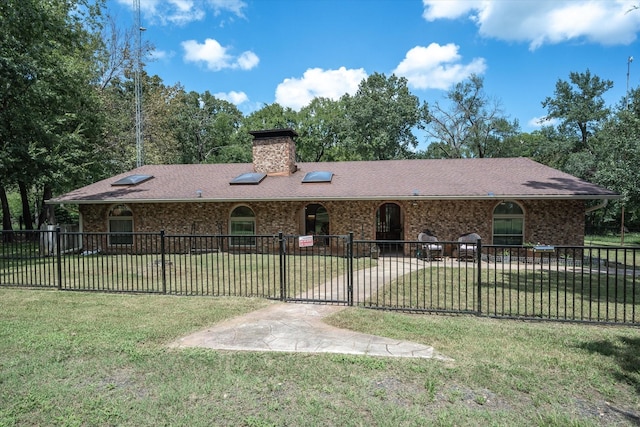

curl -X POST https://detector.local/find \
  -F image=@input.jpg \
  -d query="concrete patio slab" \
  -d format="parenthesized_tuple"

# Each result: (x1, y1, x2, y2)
(169, 302, 452, 361)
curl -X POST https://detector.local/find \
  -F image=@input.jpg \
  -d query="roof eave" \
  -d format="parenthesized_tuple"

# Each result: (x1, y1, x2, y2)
(47, 193, 621, 205)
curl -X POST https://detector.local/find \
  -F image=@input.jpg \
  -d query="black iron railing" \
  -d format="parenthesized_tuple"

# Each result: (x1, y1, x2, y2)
(1, 229, 638, 325)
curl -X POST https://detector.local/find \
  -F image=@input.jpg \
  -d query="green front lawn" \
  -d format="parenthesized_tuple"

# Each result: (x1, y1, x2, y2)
(1, 289, 639, 426)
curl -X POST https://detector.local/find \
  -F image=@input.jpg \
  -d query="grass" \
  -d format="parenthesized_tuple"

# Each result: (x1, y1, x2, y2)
(585, 233, 640, 268)
(365, 263, 640, 324)
(1, 252, 373, 297)
(585, 233, 640, 247)
(1, 288, 640, 426)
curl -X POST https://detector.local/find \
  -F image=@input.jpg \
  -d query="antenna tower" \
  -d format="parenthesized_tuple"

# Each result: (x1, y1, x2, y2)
(133, 0, 144, 167)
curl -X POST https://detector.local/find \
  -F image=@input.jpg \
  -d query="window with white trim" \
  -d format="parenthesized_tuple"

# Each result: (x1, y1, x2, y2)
(492, 201, 524, 245)
(230, 206, 256, 246)
(108, 204, 133, 245)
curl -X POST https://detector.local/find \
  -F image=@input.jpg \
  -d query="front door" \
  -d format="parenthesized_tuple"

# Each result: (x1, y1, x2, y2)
(375, 203, 402, 253)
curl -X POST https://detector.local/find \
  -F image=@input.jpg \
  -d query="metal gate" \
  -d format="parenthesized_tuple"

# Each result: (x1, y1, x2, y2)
(280, 233, 353, 305)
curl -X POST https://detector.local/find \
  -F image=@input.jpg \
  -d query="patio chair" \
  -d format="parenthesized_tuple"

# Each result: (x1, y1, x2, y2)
(417, 230, 444, 260)
(455, 232, 481, 261)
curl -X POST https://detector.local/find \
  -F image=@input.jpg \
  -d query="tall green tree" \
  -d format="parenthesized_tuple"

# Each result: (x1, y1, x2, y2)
(242, 103, 298, 132)
(537, 70, 614, 184)
(424, 75, 519, 158)
(296, 97, 346, 162)
(142, 78, 181, 164)
(592, 88, 640, 228)
(173, 91, 246, 164)
(0, 0, 105, 227)
(340, 73, 428, 160)
(541, 69, 613, 153)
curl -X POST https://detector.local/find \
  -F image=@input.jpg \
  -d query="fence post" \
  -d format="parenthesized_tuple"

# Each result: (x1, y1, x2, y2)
(56, 226, 62, 290)
(476, 238, 482, 315)
(278, 232, 286, 301)
(348, 232, 354, 306)
(160, 230, 167, 294)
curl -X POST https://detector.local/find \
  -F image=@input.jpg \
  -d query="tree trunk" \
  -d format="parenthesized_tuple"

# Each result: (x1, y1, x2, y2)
(38, 184, 56, 226)
(0, 184, 14, 242)
(18, 181, 34, 231)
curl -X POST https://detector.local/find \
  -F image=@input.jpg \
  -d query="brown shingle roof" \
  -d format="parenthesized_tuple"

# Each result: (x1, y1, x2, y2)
(48, 157, 619, 204)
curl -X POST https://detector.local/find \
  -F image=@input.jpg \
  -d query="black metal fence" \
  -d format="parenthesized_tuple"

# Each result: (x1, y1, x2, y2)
(1, 229, 638, 325)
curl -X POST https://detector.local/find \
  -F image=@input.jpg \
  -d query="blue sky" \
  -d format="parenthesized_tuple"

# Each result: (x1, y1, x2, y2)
(111, 0, 640, 141)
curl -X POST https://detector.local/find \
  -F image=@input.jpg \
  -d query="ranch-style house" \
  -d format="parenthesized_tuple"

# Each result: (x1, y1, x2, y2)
(48, 129, 619, 251)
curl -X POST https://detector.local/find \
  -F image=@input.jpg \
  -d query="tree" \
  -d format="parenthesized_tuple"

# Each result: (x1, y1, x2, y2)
(296, 97, 346, 162)
(535, 70, 614, 187)
(97, 75, 138, 172)
(592, 88, 640, 229)
(424, 74, 519, 158)
(173, 90, 247, 164)
(0, 185, 13, 239)
(142, 75, 183, 165)
(242, 103, 298, 132)
(340, 73, 428, 160)
(0, 0, 106, 227)
(541, 69, 613, 153)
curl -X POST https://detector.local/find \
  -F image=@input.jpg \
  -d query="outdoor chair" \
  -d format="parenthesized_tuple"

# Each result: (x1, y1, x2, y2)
(417, 230, 444, 260)
(455, 232, 481, 261)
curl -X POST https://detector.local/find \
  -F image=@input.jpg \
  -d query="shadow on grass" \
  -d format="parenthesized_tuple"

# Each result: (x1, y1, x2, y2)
(577, 336, 640, 422)
(491, 269, 637, 306)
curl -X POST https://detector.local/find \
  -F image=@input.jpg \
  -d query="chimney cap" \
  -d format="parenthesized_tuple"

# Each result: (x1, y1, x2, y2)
(249, 128, 298, 139)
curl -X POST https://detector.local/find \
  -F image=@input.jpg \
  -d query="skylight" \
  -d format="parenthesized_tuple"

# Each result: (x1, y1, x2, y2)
(230, 172, 267, 185)
(112, 174, 153, 186)
(302, 171, 333, 183)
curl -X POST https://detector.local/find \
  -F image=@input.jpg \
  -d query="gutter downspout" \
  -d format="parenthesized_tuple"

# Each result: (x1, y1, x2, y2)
(585, 199, 608, 214)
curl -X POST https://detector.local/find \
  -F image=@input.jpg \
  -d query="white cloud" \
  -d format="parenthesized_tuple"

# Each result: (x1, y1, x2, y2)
(422, 0, 483, 20)
(215, 90, 249, 105)
(208, 0, 247, 18)
(149, 49, 174, 61)
(182, 38, 259, 71)
(393, 43, 486, 90)
(422, 0, 640, 50)
(237, 51, 259, 70)
(275, 67, 367, 110)
(119, 0, 246, 26)
(528, 116, 558, 128)
(165, 0, 205, 25)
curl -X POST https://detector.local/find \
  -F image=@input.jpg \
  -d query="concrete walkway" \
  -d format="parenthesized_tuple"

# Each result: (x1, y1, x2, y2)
(169, 301, 452, 360)
(170, 256, 452, 360)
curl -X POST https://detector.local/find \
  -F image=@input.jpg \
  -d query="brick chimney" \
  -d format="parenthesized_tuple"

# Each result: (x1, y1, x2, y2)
(249, 129, 298, 176)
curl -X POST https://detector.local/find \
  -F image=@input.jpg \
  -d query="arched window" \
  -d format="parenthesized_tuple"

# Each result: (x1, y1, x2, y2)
(304, 203, 330, 246)
(492, 201, 524, 245)
(376, 203, 402, 240)
(304, 204, 329, 235)
(108, 204, 133, 245)
(230, 205, 256, 246)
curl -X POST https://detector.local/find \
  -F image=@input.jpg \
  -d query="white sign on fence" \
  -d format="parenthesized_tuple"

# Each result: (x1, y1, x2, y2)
(299, 235, 314, 248)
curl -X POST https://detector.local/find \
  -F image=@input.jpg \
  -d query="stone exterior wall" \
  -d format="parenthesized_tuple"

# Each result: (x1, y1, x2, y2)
(80, 198, 586, 246)
(252, 135, 297, 176)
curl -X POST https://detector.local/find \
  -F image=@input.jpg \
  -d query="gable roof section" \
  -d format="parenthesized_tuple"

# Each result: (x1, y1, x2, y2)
(48, 157, 619, 205)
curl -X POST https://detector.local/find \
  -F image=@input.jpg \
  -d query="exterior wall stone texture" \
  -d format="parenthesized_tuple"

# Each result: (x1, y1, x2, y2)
(252, 135, 297, 175)
(80, 198, 586, 246)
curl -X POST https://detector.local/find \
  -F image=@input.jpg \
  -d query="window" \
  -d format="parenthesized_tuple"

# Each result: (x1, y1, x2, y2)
(304, 203, 329, 236)
(230, 205, 256, 246)
(492, 201, 524, 245)
(108, 204, 133, 245)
